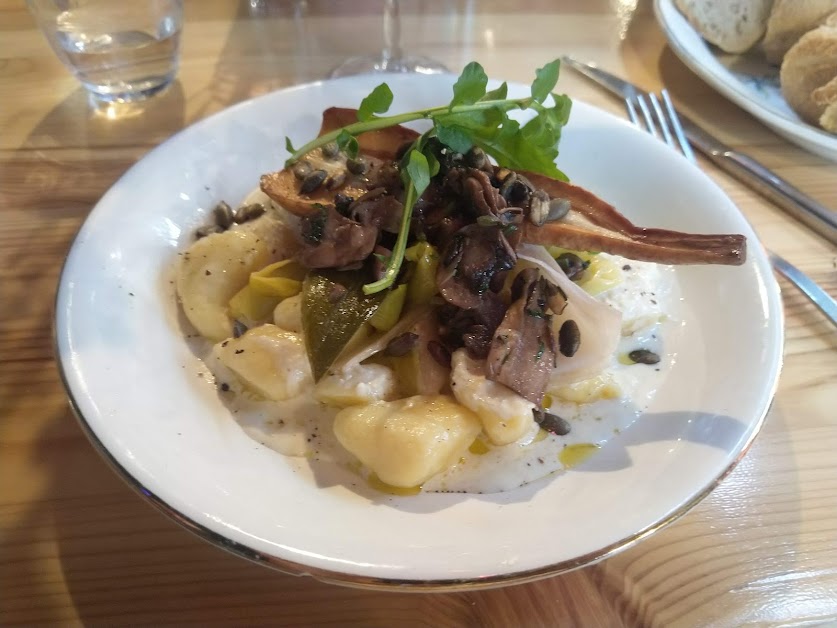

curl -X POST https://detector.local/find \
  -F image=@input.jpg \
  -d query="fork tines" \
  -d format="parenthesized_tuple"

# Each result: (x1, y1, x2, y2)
(625, 89, 695, 161)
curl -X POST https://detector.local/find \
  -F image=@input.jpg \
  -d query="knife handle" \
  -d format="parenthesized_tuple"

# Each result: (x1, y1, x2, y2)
(703, 149, 837, 246)
(769, 252, 837, 327)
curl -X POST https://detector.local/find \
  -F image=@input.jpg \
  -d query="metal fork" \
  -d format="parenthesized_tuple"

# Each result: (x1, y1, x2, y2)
(626, 90, 837, 328)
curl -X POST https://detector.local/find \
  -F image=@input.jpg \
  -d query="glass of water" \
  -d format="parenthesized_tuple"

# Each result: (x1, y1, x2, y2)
(27, 0, 183, 103)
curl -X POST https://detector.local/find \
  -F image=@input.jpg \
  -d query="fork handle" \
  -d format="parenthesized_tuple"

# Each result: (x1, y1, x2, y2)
(700, 148, 837, 246)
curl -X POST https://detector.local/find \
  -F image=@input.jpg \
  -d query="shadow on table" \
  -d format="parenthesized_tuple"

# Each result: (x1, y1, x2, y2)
(17, 80, 185, 152)
(4, 409, 620, 625)
(3, 399, 800, 625)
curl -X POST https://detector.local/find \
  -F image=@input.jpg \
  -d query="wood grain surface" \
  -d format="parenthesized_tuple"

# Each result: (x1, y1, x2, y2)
(2, 0, 836, 625)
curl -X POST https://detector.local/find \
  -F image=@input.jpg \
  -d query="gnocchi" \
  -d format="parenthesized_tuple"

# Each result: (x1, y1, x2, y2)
(450, 350, 539, 446)
(213, 324, 312, 401)
(333, 395, 481, 488)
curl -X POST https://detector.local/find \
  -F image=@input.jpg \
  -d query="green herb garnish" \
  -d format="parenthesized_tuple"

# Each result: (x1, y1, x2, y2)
(284, 59, 572, 295)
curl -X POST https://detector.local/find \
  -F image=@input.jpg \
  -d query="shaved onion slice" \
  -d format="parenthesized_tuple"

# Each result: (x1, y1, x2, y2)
(335, 307, 429, 370)
(517, 244, 622, 386)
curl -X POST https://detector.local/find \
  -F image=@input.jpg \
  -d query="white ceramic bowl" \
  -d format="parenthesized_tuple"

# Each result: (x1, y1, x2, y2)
(55, 73, 783, 590)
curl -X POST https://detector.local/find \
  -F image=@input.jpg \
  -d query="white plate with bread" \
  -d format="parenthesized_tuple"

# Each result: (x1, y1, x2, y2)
(655, 0, 837, 162)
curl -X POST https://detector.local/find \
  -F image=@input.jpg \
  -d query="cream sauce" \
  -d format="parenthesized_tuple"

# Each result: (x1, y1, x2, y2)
(189, 248, 681, 495)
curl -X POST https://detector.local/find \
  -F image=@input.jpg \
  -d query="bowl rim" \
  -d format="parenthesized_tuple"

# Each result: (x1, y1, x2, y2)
(53, 73, 784, 591)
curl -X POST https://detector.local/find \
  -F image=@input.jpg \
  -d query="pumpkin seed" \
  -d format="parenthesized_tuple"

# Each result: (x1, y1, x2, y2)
(532, 408, 571, 435)
(326, 171, 346, 190)
(212, 201, 233, 229)
(501, 175, 530, 205)
(528, 190, 551, 226)
(558, 319, 580, 357)
(547, 197, 571, 222)
(346, 157, 367, 175)
(300, 169, 328, 194)
(556, 252, 588, 281)
(233, 203, 265, 224)
(628, 349, 660, 365)
(465, 146, 487, 169)
(194, 224, 223, 239)
(321, 142, 340, 158)
(292, 160, 312, 180)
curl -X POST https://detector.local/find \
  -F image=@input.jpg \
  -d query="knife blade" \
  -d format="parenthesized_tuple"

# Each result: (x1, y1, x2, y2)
(562, 56, 837, 246)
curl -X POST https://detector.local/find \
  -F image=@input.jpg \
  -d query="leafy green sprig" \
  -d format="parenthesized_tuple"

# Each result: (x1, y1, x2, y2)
(284, 59, 572, 294)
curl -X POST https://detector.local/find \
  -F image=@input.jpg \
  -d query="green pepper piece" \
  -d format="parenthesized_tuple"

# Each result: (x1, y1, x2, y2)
(228, 284, 279, 322)
(250, 275, 302, 298)
(302, 268, 386, 381)
(252, 259, 308, 280)
(404, 242, 439, 304)
(368, 283, 407, 332)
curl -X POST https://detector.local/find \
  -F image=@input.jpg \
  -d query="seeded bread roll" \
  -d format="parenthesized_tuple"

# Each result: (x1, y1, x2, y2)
(674, 0, 774, 53)
(763, 0, 837, 63)
(780, 12, 837, 127)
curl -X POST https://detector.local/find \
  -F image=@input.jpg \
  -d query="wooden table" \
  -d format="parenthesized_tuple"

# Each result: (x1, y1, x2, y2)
(2, 0, 836, 625)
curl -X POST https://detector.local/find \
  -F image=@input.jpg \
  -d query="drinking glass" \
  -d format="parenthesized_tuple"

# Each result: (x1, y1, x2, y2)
(27, 0, 183, 103)
(330, 0, 447, 77)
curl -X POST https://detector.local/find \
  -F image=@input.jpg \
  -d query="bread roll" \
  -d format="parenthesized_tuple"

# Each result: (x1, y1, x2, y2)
(674, 0, 773, 53)
(820, 101, 837, 132)
(813, 74, 837, 131)
(763, 0, 837, 63)
(813, 74, 837, 106)
(780, 13, 837, 126)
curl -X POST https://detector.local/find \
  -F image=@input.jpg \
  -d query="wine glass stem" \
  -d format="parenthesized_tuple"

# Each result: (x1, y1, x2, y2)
(382, 0, 403, 68)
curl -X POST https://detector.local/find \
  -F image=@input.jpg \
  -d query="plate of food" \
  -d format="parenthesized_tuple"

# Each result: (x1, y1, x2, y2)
(655, 0, 837, 162)
(55, 62, 782, 590)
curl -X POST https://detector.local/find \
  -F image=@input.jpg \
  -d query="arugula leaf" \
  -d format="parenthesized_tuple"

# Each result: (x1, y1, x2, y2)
(336, 129, 359, 158)
(551, 93, 573, 123)
(531, 59, 560, 103)
(425, 150, 441, 177)
(521, 95, 572, 151)
(436, 106, 505, 133)
(473, 115, 566, 180)
(481, 81, 508, 102)
(450, 62, 488, 107)
(364, 133, 430, 295)
(285, 137, 296, 154)
(281, 59, 574, 292)
(357, 83, 394, 122)
(435, 124, 473, 154)
(405, 149, 431, 196)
